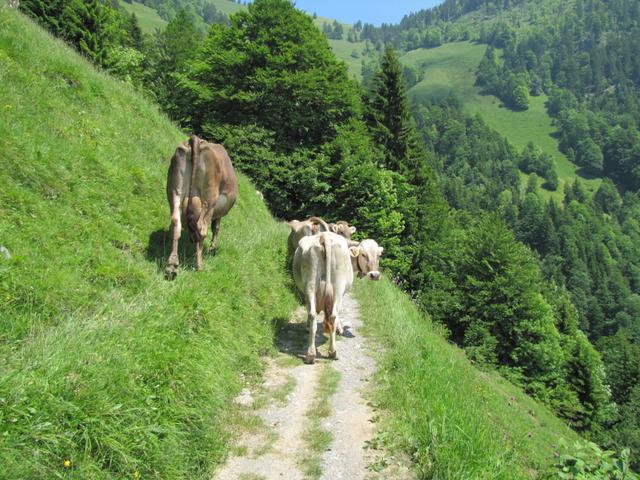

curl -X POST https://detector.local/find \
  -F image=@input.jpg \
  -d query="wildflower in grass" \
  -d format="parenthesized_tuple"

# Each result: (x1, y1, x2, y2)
(63, 459, 72, 468)
(133, 470, 141, 479)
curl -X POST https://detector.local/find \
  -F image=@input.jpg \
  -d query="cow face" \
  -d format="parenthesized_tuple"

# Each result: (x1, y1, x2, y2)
(349, 239, 383, 281)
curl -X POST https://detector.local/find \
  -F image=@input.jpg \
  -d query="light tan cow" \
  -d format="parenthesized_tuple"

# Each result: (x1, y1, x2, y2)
(287, 216, 330, 258)
(165, 135, 238, 279)
(293, 231, 356, 364)
(328, 220, 357, 241)
(350, 239, 383, 281)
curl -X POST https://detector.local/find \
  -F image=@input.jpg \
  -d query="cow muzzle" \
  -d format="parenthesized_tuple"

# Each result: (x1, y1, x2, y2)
(367, 271, 381, 281)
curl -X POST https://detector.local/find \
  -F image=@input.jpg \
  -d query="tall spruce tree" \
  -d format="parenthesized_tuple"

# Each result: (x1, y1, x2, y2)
(364, 43, 448, 288)
(365, 44, 413, 174)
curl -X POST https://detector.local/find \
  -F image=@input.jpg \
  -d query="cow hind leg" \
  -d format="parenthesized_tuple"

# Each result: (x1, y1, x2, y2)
(327, 315, 338, 360)
(305, 290, 318, 364)
(209, 217, 221, 254)
(165, 194, 182, 280)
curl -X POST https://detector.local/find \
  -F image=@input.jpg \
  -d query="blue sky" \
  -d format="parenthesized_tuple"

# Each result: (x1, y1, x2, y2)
(293, 0, 443, 26)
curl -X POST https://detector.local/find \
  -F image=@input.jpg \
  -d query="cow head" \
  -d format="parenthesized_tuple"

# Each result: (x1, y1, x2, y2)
(349, 239, 383, 281)
(330, 221, 357, 241)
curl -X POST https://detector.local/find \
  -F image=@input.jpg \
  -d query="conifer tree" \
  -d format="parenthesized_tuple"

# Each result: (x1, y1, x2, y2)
(61, 0, 115, 66)
(365, 44, 412, 173)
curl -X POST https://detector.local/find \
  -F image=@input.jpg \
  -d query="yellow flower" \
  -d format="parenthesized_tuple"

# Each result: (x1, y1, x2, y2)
(63, 459, 72, 468)
(133, 471, 141, 479)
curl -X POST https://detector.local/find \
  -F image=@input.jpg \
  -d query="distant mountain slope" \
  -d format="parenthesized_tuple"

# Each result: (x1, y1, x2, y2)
(401, 41, 602, 197)
(120, 0, 167, 32)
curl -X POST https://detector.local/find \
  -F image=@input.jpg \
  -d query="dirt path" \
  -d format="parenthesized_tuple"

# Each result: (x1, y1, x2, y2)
(212, 293, 412, 480)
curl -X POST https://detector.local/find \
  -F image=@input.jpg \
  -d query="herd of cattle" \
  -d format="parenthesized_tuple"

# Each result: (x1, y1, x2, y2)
(165, 136, 383, 364)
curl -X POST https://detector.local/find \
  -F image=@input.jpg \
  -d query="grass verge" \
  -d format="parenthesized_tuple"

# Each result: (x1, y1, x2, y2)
(299, 366, 341, 480)
(354, 277, 581, 479)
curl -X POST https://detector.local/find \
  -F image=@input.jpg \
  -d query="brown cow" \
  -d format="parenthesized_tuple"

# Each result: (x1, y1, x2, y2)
(165, 135, 238, 279)
(287, 216, 330, 258)
(329, 220, 356, 241)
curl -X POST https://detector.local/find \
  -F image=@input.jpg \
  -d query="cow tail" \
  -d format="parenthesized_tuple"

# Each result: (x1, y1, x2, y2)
(322, 235, 336, 334)
(187, 135, 202, 243)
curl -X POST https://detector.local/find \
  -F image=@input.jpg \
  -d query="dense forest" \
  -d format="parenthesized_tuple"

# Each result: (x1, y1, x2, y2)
(18, 0, 639, 473)
(337, 0, 640, 468)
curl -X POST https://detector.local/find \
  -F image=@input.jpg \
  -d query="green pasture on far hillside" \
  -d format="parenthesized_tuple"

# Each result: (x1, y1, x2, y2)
(402, 41, 601, 198)
(119, 0, 167, 32)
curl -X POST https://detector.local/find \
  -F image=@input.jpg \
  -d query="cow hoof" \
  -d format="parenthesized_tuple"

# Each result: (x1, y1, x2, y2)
(304, 354, 316, 365)
(165, 265, 178, 280)
(328, 350, 337, 360)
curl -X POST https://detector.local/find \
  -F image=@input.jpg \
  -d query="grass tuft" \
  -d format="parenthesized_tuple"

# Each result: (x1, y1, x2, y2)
(299, 366, 340, 480)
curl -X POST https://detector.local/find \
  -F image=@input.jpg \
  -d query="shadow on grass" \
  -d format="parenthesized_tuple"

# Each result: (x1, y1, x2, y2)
(146, 228, 198, 274)
(575, 167, 602, 181)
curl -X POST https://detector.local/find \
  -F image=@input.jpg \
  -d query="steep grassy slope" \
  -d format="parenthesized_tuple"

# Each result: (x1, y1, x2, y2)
(355, 278, 581, 479)
(327, 38, 367, 80)
(402, 41, 601, 198)
(0, 8, 297, 478)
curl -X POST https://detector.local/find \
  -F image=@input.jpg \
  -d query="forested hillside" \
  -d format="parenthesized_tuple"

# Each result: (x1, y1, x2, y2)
(346, 0, 640, 466)
(7, 0, 639, 477)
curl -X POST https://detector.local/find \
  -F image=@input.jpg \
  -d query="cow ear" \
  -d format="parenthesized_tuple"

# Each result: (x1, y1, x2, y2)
(349, 226, 357, 234)
(330, 224, 338, 233)
(378, 247, 384, 255)
(349, 246, 360, 258)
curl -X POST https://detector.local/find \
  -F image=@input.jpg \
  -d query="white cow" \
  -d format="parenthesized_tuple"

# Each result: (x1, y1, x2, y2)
(334, 238, 384, 333)
(292, 232, 385, 363)
(293, 232, 354, 364)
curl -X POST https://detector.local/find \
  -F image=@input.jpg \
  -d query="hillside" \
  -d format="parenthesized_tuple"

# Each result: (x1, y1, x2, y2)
(401, 41, 601, 198)
(355, 278, 581, 479)
(119, 0, 167, 32)
(0, 8, 298, 478)
(0, 6, 590, 479)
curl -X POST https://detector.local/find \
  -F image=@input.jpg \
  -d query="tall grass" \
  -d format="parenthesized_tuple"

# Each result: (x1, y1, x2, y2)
(354, 278, 581, 479)
(0, 8, 297, 478)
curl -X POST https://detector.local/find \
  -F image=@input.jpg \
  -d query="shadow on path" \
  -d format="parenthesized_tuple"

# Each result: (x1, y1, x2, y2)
(273, 309, 329, 362)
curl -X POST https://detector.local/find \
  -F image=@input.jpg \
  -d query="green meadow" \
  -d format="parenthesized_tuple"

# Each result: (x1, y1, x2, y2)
(402, 41, 601, 198)
(0, 9, 297, 478)
(119, 0, 167, 32)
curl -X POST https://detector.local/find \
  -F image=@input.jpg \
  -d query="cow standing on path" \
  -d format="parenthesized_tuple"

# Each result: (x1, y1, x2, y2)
(293, 232, 356, 364)
(165, 135, 238, 279)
